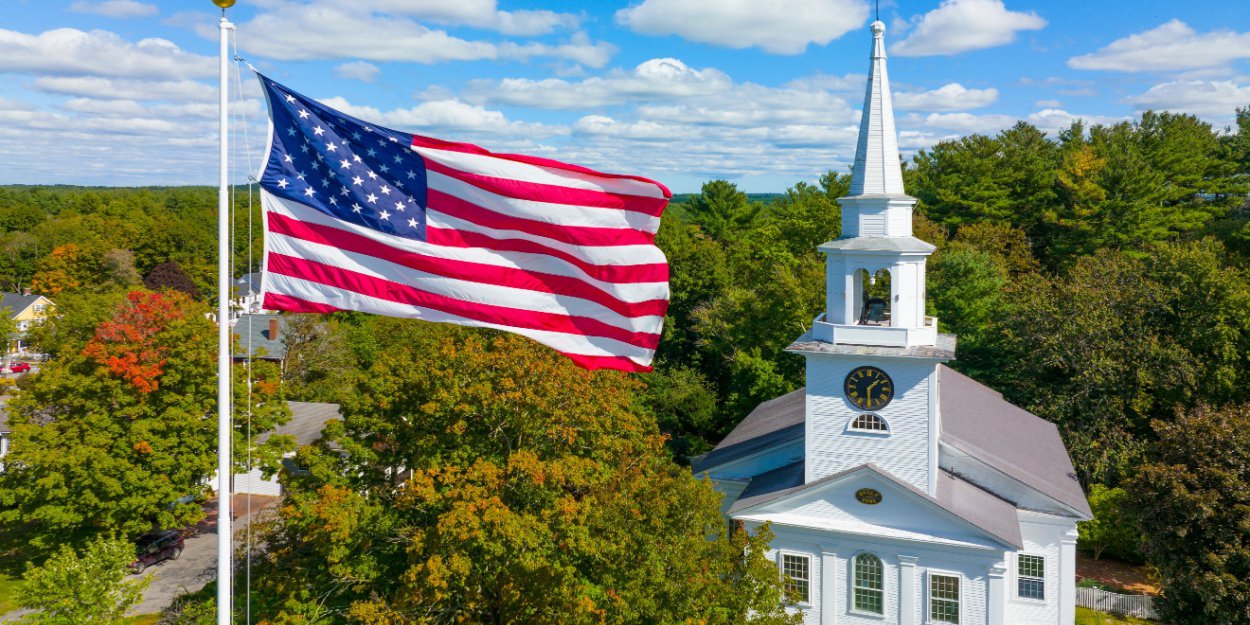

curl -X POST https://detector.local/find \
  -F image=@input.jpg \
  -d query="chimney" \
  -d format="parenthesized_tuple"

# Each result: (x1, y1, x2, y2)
(268, 317, 279, 340)
(22, 288, 30, 296)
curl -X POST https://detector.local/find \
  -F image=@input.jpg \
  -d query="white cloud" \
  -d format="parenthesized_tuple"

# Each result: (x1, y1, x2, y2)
(463, 58, 732, 109)
(615, 0, 869, 55)
(0, 28, 215, 79)
(326, 0, 578, 36)
(924, 112, 1017, 134)
(1068, 20, 1250, 72)
(232, 5, 613, 67)
(892, 0, 1045, 57)
(894, 83, 998, 111)
(316, 97, 567, 139)
(785, 72, 866, 92)
(69, 0, 158, 18)
(334, 61, 381, 83)
(1035, 99, 1063, 107)
(1127, 80, 1250, 118)
(573, 115, 698, 141)
(33, 77, 216, 101)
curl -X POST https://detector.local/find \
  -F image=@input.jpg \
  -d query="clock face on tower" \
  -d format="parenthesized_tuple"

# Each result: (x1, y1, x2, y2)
(844, 366, 894, 410)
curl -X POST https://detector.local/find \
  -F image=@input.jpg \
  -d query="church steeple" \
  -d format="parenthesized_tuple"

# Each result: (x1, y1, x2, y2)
(850, 20, 905, 197)
(808, 19, 939, 349)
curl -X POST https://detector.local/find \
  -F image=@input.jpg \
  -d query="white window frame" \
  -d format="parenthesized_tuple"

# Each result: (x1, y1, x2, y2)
(779, 552, 812, 606)
(926, 570, 961, 624)
(848, 412, 890, 435)
(850, 552, 886, 616)
(1015, 553, 1046, 602)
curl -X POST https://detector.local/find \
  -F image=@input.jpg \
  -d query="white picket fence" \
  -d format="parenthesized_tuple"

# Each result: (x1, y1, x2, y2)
(1076, 586, 1159, 620)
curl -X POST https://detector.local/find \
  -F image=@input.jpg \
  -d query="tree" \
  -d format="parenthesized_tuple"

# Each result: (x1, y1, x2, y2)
(1130, 404, 1250, 625)
(685, 180, 760, 245)
(16, 535, 150, 625)
(0, 290, 287, 549)
(143, 261, 200, 299)
(30, 243, 96, 295)
(1077, 484, 1140, 562)
(246, 325, 799, 625)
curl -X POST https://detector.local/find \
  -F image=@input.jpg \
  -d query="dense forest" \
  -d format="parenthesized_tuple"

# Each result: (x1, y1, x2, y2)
(2, 107, 1250, 623)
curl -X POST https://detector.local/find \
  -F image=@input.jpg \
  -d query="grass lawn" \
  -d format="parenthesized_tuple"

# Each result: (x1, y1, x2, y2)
(121, 615, 161, 625)
(1076, 606, 1158, 625)
(0, 573, 19, 614)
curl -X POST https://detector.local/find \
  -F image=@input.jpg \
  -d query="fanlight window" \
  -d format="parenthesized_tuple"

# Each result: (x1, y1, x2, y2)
(853, 553, 884, 614)
(850, 413, 889, 433)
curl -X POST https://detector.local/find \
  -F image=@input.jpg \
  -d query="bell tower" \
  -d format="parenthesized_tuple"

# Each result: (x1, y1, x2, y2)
(790, 20, 954, 496)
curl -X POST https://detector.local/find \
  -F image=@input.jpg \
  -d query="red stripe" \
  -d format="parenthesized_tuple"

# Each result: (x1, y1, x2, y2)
(264, 291, 652, 373)
(266, 253, 661, 350)
(268, 212, 669, 319)
(423, 158, 668, 218)
(425, 226, 669, 284)
(410, 134, 672, 199)
(428, 189, 654, 247)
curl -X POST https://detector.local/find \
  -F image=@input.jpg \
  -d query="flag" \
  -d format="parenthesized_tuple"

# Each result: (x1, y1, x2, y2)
(254, 75, 670, 372)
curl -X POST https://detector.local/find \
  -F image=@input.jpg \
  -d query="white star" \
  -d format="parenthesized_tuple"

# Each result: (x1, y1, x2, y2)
(313, 126, 325, 136)
(394, 200, 405, 211)
(285, 94, 296, 103)
(299, 144, 310, 154)
(286, 127, 296, 136)
(298, 109, 309, 119)
(276, 178, 289, 189)
(352, 176, 364, 186)
(352, 132, 362, 141)
(283, 154, 293, 163)
(326, 142, 338, 152)
(364, 126, 373, 133)
(389, 136, 399, 143)
(380, 185, 391, 196)
(328, 197, 338, 205)
(378, 164, 390, 174)
(339, 159, 351, 169)
(407, 218, 418, 228)
(366, 148, 377, 157)
(340, 187, 350, 197)
(396, 180, 405, 189)
(366, 171, 378, 180)
(353, 155, 362, 163)
(303, 187, 316, 197)
(393, 154, 403, 164)
(352, 203, 363, 213)
(406, 170, 416, 179)
(379, 210, 391, 221)
(296, 171, 306, 181)
(366, 193, 378, 204)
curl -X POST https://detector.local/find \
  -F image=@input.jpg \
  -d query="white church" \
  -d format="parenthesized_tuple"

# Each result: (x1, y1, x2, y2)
(692, 20, 1092, 625)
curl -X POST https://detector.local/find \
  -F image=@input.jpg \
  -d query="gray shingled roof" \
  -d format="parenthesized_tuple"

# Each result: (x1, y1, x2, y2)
(0, 293, 43, 319)
(938, 365, 1092, 518)
(257, 401, 341, 447)
(235, 273, 263, 294)
(818, 236, 936, 254)
(690, 388, 805, 473)
(728, 461, 1023, 549)
(233, 314, 286, 360)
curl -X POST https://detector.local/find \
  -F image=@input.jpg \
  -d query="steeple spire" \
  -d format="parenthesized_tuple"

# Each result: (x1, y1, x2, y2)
(849, 20, 905, 196)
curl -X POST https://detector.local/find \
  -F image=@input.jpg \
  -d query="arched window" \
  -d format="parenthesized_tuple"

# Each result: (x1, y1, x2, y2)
(850, 413, 889, 433)
(853, 553, 884, 614)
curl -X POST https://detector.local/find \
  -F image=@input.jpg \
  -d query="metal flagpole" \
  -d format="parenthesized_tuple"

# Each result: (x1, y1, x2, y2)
(214, 1, 236, 624)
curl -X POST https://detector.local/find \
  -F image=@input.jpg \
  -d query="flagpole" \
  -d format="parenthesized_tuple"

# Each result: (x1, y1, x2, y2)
(214, 2, 235, 625)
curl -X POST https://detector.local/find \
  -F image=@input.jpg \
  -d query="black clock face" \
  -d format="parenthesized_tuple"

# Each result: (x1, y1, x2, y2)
(844, 366, 894, 410)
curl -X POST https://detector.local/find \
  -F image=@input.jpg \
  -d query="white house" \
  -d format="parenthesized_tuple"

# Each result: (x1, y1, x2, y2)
(221, 401, 341, 496)
(692, 21, 1092, 625)
(0, 399, 10, 472)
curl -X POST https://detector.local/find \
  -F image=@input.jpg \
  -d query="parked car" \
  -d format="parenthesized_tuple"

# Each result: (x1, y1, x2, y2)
(130, 530, 184, 574)
(8, 362, 29, 373)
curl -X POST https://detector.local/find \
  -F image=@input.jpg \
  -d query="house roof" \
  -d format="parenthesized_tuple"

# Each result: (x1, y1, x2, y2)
(0, 293, 45, 318)
(235, 273, 262, 294)
(690, 388, 805, 473)
(257, 401, 341, 447)
(233, 313, 286, 360)
(938, 365, 1092, 518)
(729, 461, 1023, 549)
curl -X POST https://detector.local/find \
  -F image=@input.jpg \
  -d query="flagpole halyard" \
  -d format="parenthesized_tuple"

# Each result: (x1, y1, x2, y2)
(216, 6, 234, 625)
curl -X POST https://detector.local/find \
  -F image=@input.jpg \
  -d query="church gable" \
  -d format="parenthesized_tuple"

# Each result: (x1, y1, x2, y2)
(733, 465, 1018, 550)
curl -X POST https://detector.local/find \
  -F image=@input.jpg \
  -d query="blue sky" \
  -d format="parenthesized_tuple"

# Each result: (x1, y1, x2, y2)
(3, 0, 1250, 192)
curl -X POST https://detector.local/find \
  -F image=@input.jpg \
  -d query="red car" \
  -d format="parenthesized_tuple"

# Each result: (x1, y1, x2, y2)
(8, 362, 30, 373)
(129, 530, 185, 574)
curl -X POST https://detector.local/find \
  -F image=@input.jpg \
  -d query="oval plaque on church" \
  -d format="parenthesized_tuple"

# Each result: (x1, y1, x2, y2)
(855, 488, 883, 505)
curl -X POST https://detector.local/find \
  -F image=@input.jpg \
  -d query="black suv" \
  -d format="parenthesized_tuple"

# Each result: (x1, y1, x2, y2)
(130, 530, 184, 574)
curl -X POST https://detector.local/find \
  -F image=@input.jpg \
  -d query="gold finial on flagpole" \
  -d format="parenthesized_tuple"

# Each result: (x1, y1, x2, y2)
(212, 0, 235, 8)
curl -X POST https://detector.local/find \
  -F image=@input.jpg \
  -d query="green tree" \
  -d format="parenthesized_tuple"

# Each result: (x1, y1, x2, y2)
(685, 180, 760, 244)
(1077, 484, 1140, 562)
(247, 325, 799, 625)
(1130, 404, 1250, 625)
(16, 535, 150, 625)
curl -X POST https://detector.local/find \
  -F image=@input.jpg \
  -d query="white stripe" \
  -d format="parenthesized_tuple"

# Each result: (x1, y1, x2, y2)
(265, 272, 655, 364)
(266, 194, 669, 301)
(427, 170, 661, 233)
(268, 232, 665, 334)
(426, 209, 668, 266)
(412, 145, 668, 200)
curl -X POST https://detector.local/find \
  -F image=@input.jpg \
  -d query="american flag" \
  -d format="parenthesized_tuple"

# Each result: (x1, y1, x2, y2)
(255, 75, 670, 372)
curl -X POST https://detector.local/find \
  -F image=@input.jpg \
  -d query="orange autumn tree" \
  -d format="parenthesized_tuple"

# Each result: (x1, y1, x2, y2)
(245, 320, 798, 625)
(0, 290, 289, 549)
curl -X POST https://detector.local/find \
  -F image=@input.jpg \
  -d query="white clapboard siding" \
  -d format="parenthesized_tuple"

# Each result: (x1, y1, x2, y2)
(233, 467, 282, 497)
